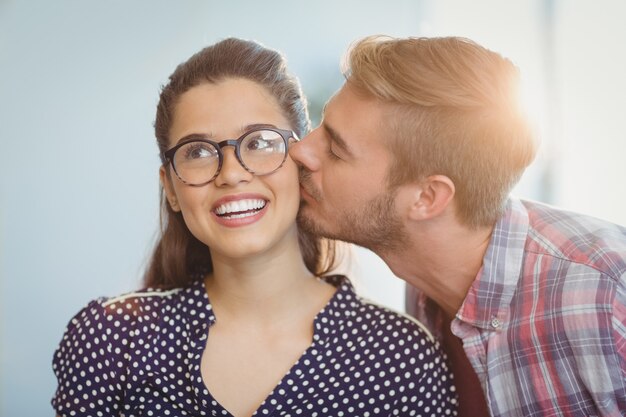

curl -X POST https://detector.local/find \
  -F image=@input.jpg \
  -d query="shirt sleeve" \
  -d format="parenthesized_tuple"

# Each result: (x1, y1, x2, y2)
(610, 272, 626, 411)
(51, 298, 132, 417)
(562, 270, 626, 416)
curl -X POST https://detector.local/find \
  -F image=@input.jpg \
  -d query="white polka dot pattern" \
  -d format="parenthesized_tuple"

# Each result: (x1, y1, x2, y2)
(52, 275, 458, 416)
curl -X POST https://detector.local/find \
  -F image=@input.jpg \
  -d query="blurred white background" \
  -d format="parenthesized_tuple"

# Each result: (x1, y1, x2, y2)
(1, 1, 625, 415)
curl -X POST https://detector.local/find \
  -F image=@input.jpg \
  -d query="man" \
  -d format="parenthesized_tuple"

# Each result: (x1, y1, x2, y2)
(289, 35, 626, 416)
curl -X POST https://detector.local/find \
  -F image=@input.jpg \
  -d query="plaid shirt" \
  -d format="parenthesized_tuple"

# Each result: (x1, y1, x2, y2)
(407, 197, 626, 416)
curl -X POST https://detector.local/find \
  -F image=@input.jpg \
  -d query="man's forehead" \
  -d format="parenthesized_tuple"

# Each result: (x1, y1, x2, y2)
(324, 83, 382, 114)
(321, 88, 344, 117)
(321, 85, 392, 159)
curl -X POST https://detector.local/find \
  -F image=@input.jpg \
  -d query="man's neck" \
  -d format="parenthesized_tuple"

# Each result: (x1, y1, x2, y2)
(380, 219, 494, 318)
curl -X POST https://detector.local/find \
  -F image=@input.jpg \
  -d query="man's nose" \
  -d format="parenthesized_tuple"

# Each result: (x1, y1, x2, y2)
(289, 128, 322, 171)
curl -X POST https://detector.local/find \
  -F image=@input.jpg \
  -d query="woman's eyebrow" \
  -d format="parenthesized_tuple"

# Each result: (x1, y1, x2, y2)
(243, 123, 278, 131)
(174, 123, 279, 145)
(174, 132, 212, 145)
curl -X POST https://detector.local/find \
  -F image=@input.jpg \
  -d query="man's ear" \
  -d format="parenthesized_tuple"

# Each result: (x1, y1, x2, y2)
(159, 166, 181, 212)
(404, 175, 455, 221)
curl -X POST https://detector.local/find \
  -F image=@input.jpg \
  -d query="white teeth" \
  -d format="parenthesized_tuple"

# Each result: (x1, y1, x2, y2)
(214, 199, 266, 216)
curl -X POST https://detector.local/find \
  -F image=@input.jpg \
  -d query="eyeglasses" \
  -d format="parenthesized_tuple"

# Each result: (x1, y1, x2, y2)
(162, 127, 299, 186)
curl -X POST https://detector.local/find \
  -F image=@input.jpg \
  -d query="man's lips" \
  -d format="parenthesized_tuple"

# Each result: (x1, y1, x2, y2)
(298, 183, 318, 203)
(299, 184, 311, 199)
(298, 169, 321, 202)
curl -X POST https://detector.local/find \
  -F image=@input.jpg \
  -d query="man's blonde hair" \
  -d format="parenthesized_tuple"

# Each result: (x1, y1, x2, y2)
(343, 35, 538, 228)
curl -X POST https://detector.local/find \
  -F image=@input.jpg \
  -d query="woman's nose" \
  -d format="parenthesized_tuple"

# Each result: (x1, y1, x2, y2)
(213, 147, 253, 187)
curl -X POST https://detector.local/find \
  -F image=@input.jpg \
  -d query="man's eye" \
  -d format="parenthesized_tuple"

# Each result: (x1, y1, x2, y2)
(327, 145, 341, 160)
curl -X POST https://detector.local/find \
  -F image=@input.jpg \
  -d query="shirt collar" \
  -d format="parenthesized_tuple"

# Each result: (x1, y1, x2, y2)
(456, 197, 529, 330)
(183, 274, 357, 342)
(312, 275, 359, 344)
(182, 278, 216, 341)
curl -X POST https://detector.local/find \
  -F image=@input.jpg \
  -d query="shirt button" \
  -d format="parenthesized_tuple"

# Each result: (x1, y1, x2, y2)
(491, 317, 501, 329)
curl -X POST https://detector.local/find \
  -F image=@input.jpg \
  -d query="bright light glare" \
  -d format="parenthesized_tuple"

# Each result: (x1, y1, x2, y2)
(518, 74, 546, 138)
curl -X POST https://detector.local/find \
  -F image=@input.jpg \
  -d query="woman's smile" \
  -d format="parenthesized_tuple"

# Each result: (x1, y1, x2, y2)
(211, 194, 269, 227)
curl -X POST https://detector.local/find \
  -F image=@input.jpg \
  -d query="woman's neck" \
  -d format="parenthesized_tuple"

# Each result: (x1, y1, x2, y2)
(204, 229, 334, 324)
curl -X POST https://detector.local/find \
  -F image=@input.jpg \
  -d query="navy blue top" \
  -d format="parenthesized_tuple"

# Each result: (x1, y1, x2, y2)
(52, 275, 458, 416)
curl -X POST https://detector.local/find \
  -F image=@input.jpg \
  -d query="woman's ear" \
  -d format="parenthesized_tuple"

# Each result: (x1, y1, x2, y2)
(160, 166, 181, 212)
(404, 175, 455, 221)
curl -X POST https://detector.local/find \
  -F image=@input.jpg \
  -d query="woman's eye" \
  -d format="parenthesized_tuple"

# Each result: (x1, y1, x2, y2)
(246, 138, 270, 151)
(246, 137, 283, 153)
(184, 143, 217, 160)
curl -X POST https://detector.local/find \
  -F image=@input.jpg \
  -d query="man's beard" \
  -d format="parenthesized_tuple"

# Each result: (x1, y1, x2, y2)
(297, 169, 407, 254)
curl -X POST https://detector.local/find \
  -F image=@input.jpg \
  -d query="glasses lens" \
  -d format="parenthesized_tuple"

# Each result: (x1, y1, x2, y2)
(173, 141, 220, 185)
(240, 130, 287, 174)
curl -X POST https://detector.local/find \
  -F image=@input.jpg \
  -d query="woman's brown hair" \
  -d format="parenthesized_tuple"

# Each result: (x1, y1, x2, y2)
(144, 38, 336, 289)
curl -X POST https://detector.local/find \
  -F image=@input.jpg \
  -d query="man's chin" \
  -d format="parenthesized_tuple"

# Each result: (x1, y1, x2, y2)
(297, 207, 353, 244)
(297, 192, 406, 253)
(297, 205, 345, 242)
(296, 207, 324, 236)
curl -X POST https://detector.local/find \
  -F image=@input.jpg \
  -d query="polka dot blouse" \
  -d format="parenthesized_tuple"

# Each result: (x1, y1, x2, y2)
(52, 275, 458, 416)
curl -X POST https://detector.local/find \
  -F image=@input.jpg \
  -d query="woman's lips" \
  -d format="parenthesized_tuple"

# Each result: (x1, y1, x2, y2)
(211, 194, 269, 227)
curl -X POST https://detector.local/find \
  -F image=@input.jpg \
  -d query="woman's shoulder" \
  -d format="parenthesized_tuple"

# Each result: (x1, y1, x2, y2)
(323, 274, 437, 345)
(319, 275, 457, 408)
(98, 285, 188, 318)
(54, 283, 199, 358)
(64, 286, 186, 330)
(357, 296, 437, 342)
(51, 284, 190, 416)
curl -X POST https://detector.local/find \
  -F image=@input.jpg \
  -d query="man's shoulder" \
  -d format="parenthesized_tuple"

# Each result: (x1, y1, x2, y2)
(521, 199, 626, 280)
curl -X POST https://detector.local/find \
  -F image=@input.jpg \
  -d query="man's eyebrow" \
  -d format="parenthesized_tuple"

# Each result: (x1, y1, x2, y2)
(323, 121, 354, 158)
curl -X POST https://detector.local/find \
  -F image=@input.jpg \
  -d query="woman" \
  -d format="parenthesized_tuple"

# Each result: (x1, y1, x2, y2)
(52, 38, 457, 417)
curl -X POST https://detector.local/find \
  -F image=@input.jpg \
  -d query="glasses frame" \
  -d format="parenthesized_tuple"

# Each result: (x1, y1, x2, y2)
(162, 127, 299, 187)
